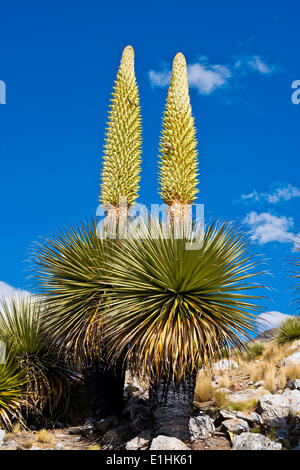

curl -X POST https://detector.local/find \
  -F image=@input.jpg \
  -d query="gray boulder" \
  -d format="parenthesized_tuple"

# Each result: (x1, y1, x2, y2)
(189, 413, 215, 441)
(281, 351, 300, 367)
(126, 431, 151, 450)
(95, 415, 119, 433)
(54, 442, 65, 450)
(233, 432, 282, 450)
(0, 429, 5, 446)
(150, 435, 189, 450)
(214, 359, 238, 371)
(287, 379, 300, 391)
(222, 418, 249, 434)
(257, 389, 300, 427)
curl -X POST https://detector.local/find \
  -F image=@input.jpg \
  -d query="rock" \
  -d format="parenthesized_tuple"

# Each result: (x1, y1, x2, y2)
(122, 397, 150, 434)
(227, 388, 264, 403)
(232, 432, 282, 450)
(235, 411, 263, 424)
(150, 435, 189, 450)
(292, 440, 300, 450)
(281, 351, 300, 367)
(254, 328, 277, 342)
(95, 415, 119, 433)
(54, 442, 65, 450)
(254, 381, 264, 388)
(0, 429, 5, 446)
(125, 431, 151, 450)
(222, 418, 249, 434)
(30, 446, 43, 450)
(287, 339, 300, 351)
(68, 426, 82, 435)
(214, 359, 238, 371)
(189, 413, 215, 441)
(102, 425, 132, 450)
(257, 390, 300, 427)
(81, 422, 95, 437)
(219, 409, 236, 420)
(287, 379, 300, 390)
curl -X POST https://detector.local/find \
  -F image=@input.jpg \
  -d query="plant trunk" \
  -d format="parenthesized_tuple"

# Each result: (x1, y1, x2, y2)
(83, 356, 125, 420)
(149, 371, 196, 440)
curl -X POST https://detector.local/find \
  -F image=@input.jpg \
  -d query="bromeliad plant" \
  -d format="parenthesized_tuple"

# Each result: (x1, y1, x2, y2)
(0, 295, 76, 425)
(0, 350, 26, 430)
(102, 220, 262, 438)
(30, 47, 264, 440)
(33, 45, 143, 420)
(33, 220, 126, 419)
(99, 51, 263, 439)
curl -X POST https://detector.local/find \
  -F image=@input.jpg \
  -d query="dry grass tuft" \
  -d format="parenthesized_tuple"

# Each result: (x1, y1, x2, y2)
(276, 368, 287, 390)
(285, 365, 300, 380)
(264, 365, 276, 392)
(213, 390, 228, 408)
(194, 370, 213, 403)
(12, 423, 22, 436)
(36, 429, 55, 444)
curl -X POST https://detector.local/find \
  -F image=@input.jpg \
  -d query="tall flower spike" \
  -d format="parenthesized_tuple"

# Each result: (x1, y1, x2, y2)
(100, 45, 142, 210)
(158, 52, 199, 212)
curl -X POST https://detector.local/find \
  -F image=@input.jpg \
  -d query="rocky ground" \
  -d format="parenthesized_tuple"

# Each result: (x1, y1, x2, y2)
(1, 329, 300, 451)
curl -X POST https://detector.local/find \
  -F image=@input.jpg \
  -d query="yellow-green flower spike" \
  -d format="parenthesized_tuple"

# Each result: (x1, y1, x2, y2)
(100, 45, 142, 208)
(158, 52, 199, 207)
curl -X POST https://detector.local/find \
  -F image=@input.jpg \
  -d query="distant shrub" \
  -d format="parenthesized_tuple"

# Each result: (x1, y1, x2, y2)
(246, 342, 266, 361)
(277, 317, 300, 345)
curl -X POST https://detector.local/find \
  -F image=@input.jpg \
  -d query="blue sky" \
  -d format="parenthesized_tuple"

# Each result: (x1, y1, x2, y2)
(0, 0, 299, 327)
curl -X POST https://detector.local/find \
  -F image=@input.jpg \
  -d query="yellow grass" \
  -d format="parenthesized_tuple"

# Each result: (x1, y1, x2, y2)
(194, 370, 213, 403)
(36, 429, 55, 444)
(88, 444, 101, 450)
(285, 365, 300, 380)
(12, 423, 22, 436)
(264, 365, 276, 392)
(276, 368, 287, 390)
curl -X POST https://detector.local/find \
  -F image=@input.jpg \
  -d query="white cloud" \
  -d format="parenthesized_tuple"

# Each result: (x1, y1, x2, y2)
(242, 184, 300, 204)
(0, 281, 31, 301)
(149, 70, 171, 87)
(187, 63, 231, 95)
(149, 54, 278, 95)
(235, 55, 277, 75)
(257, 311, 291, 330)
(243, 211, 297, 244)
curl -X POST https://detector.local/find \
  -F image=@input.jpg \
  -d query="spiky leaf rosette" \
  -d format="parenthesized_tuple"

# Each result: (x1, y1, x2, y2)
(158, 52, 199, 208)
(0, 295, 76, 417)
(102, 220, 262, 382)
(276, 316, 300, 345)
(32, 219, 108, 366)
(0, 351, 27, 430)
(100, 45, 142, 209)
